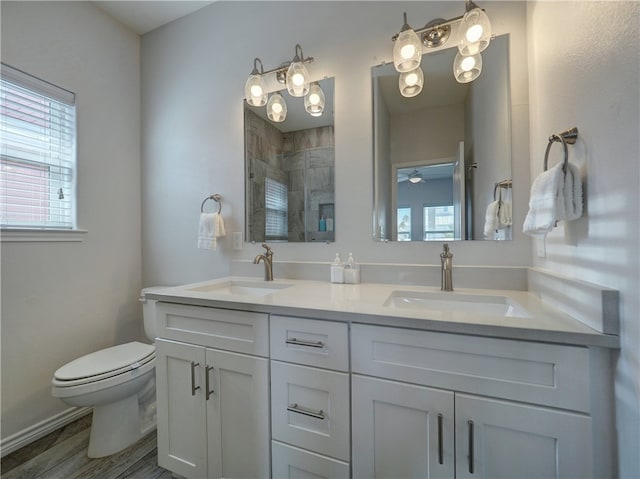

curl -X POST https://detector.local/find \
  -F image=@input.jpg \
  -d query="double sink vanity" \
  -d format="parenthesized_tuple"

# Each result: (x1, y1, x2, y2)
(147, 272, 617, 479)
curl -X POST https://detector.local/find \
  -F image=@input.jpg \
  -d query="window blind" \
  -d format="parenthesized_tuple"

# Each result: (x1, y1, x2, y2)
(265, 177, 288, 241)
(1, 63, 76, 229)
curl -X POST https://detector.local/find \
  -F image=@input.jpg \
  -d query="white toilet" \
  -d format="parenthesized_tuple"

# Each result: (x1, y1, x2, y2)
(51, 287, 164, 458)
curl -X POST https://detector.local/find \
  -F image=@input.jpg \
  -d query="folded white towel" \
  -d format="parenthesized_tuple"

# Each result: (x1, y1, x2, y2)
(498, 200, 512, 227)
(484, 200, 500, 239)
(523, 162, 583, 235)
(198, 212, 226, 250)
(563, 163, 583, 221)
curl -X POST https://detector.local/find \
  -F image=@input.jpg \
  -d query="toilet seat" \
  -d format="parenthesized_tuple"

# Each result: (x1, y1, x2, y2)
(53, 342, 155, 388)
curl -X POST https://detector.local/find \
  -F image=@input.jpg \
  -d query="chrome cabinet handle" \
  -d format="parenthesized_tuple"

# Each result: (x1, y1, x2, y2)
(190, 361, 200, 396)
(205, 365, 215, 400)
(437, 413, 444, 465)
(468, 420, 475, 474)
(285, 338, 325, 348)
(287, 403, 325, 420)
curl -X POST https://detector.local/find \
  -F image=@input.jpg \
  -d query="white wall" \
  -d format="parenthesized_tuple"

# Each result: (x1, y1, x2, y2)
(527, 2, 640, 477)
(1, 2, 141, 441)
(141, 1, 531, 288)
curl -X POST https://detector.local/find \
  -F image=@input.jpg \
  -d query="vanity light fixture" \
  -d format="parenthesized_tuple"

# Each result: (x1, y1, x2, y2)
(286, 44, 310, 97)
(391, 0, 492, 88)
(392, 13, 423, 73)
(267, 92, 287, 122)
(245, 58, 267, 107)
(244, 44, 324, 120)
(304, 82, 325, 117)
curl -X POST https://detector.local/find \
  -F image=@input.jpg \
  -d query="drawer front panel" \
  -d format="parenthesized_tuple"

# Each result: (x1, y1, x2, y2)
(156, 303, 268, 356)
(271, 361, 350, 461)
(351, 324, 590, 412)
(270, 316, 349, 371)
(272, 441, 350, 479)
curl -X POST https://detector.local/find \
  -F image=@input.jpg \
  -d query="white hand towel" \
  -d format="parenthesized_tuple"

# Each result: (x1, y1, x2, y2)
(484, 200, 500, 239)
(498, 201, 512, 227)
(563, 163, 583, 221)
(198, 212, 225, 250)
(523, 163, 564, 235)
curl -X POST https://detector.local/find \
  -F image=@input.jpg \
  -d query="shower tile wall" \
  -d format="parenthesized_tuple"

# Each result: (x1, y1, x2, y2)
(245, 107, 334, 242)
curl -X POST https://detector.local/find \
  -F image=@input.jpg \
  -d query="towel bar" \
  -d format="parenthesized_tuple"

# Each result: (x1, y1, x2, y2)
(544, 127, 578, 172)
(201, 194, 222, 213)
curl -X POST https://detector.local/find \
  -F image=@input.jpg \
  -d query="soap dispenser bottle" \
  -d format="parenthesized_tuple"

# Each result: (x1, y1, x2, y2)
(344, 252, 360, 284)
(331, 253, 344, 283)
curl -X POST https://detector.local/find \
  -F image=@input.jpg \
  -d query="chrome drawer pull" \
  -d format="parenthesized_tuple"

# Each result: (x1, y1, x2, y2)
(190, 361, 200, 396)
(205, 365, 215, 400)
(468, 419, 475, 474)
(437, 413, 444, 465)
(286, 338, 325, 348)
(287, 403, 325, 420)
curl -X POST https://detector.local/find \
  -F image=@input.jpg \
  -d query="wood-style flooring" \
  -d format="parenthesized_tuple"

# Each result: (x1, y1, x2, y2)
(1, 413, 171, 479)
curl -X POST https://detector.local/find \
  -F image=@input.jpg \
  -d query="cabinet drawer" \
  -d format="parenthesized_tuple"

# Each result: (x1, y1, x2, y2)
(351, 324, 590, 412)
(272, 441, 350, 479)
(271, 361, 350, 461)
(156, 303, 268, 356)
(270, 316, 348, 371)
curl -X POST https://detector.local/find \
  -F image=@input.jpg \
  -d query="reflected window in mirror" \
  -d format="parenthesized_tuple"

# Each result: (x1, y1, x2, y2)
(245, 78, 335, 243)
(372, 34, 512, 241)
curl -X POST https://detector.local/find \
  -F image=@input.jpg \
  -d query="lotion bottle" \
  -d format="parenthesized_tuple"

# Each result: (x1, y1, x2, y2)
(331, 253, 344, 283)
(344, 252, 360, 284)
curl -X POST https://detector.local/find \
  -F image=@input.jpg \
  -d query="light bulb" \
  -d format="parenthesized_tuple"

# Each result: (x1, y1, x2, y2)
(267, 93, 287, 122)
(292, 73, 305, 86)
(286, 61, 310, 97)
(466, 24, 484, 43)
(304, 82, 325, 117)
(454, 51, 482, 83)
(399, 67, 423, 98)
(250, 84, 263, 97)
(400, 44, 416, 60)
(460, 56, 476, 71)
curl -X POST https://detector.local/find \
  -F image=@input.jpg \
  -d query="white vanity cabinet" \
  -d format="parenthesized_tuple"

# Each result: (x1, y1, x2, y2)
(154, 303, 270, 479)
(270, 315, 351, 479)
(351, 324, 609, 479)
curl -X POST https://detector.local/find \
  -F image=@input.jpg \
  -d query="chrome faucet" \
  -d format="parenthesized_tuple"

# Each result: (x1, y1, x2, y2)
(440, 243, 453, 291)
(253, 244, 274, 281)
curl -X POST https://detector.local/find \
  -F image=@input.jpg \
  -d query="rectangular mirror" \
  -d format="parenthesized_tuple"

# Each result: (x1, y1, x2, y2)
(245, 77, 335, 243)
(373, 34, 512, 241)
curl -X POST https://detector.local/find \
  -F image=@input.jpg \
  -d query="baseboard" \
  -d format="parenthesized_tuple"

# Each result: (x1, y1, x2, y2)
(1, 407, 91, 457)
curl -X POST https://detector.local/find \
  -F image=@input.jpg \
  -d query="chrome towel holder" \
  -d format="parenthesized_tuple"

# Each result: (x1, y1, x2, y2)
(544, 127, 579, 173)
(200, 194, 222, 214)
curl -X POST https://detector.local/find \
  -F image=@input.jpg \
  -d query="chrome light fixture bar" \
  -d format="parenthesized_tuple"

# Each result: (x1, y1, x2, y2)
(244, 44, 324, 122)
(391, 0, 492, 94)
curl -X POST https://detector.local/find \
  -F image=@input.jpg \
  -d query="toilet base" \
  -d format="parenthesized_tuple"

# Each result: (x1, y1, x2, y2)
(88, 395, 149, 458)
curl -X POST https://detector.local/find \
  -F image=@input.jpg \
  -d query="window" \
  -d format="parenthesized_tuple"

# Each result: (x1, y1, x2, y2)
(423, 205, 454, 240)
(397, 206, 411, 241)
(265, 177, 288, 241)
(1, 64, 76, 230)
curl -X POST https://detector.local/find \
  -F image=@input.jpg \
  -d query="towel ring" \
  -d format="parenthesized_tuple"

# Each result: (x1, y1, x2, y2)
(201, 194, 222, 213)
(543, 127, 578, 172)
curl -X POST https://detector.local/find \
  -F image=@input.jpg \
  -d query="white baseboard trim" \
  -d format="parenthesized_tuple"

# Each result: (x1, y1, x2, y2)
(1, 407, 91, 457)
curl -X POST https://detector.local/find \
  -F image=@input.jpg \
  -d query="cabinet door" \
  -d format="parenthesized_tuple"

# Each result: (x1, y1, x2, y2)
(155, 339, 207, 479)
(352, 375, 455, 479)
(455, 394, 593, 479)
(206, 348, 270, 479)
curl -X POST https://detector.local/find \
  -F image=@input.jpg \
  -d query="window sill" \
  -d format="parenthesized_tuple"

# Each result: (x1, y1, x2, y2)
(1, 228, 88, 243)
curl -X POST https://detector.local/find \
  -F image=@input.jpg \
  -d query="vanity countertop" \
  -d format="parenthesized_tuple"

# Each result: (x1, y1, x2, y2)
(147, 277, 619, 348)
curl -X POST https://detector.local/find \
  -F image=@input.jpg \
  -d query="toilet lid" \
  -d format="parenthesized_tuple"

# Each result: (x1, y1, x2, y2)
(54, 341, 155, 381)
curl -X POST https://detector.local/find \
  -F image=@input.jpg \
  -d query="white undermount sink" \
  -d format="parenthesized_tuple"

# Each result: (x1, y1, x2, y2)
(384, 290, 531, 318)
(187, 280, 292, 297)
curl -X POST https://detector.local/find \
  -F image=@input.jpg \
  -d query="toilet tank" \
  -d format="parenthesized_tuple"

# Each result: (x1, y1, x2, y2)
(140, 286, 167, 341)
